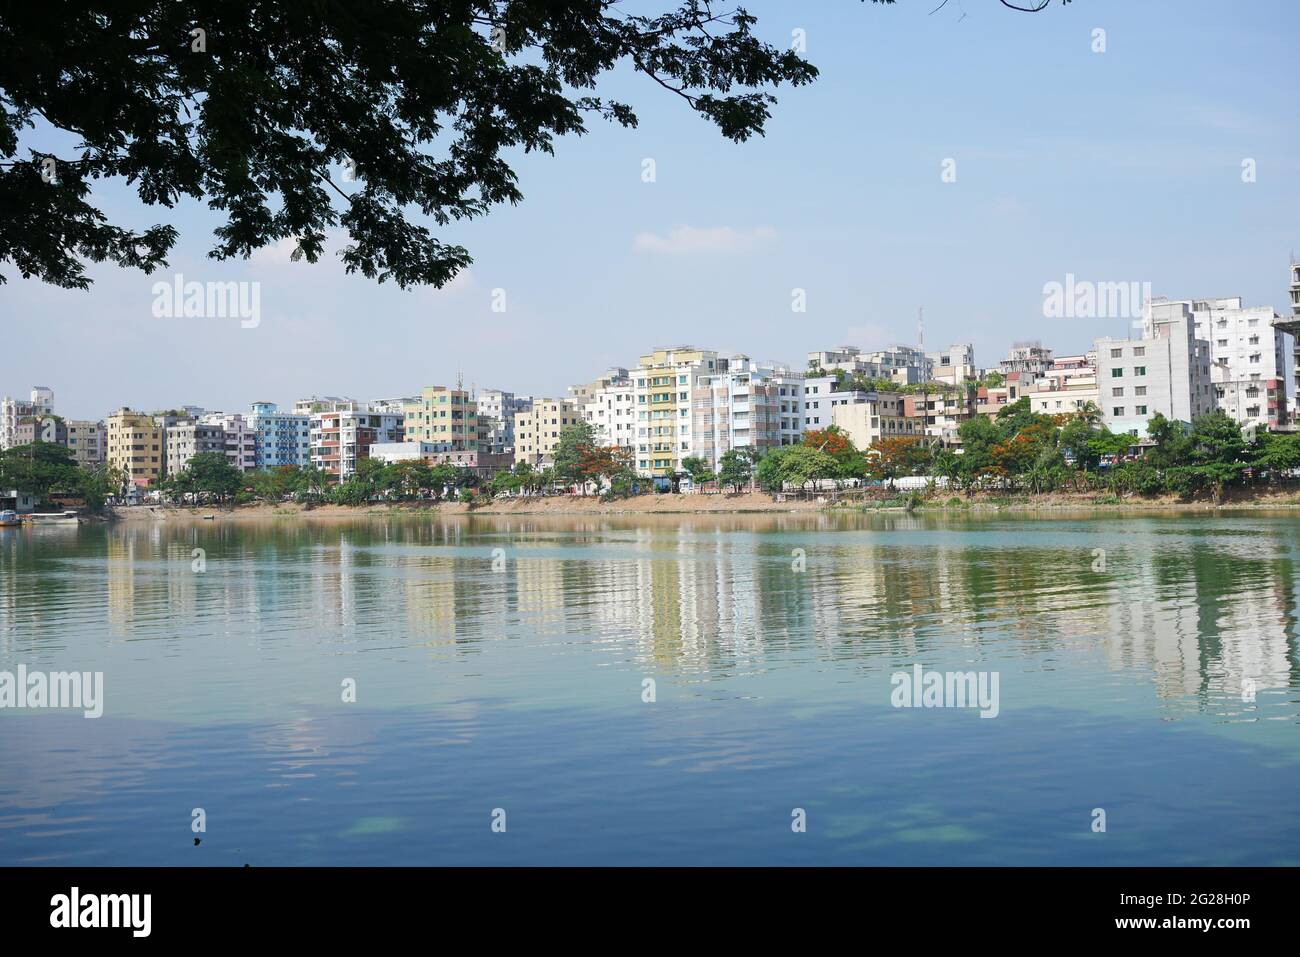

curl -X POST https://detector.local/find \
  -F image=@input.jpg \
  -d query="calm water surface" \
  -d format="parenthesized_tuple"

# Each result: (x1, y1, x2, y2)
(1, 511, 1298, 865)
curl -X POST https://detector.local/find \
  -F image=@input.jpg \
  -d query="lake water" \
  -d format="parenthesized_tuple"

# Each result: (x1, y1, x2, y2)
(1, 511, 1298, 865)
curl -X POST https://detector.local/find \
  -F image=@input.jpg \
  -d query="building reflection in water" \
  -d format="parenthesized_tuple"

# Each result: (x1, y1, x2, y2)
(10, 512, 1299, 721)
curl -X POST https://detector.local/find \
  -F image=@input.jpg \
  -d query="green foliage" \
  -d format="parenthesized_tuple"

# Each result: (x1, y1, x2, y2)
(2, 3, 816, 290)
(755, 444, 838, 491)
(681, 456, 714, 486)
(163, 451, 242, 504)
(551, 421, 598, 485)
(831, 369, 959, 397)
(0, 441, 82, 502)
(716, 449, 754, 492)
(1252, 431, 1300, 476)
(934, 404, 1272, 500)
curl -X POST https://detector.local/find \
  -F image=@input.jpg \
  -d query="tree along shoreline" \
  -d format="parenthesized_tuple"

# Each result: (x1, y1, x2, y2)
(15, 399, 1299, 518)
(104, 483, 1300, 522)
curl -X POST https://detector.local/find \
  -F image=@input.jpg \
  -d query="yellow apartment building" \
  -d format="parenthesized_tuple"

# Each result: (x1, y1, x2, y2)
(402, 386, 478, 452)
(514, 399, 579, 468)
(634, 346, 719, 478)
(830, 393, 917, 451)
(106, 408, 163, 487)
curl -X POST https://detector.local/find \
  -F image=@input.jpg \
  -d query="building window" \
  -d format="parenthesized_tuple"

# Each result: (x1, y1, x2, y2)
(1111, 368, 1123, 378)
(1113, 407, 1124, 417)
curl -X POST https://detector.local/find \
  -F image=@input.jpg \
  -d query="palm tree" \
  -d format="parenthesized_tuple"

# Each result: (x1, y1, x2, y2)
(1076, 401, 1102, 428)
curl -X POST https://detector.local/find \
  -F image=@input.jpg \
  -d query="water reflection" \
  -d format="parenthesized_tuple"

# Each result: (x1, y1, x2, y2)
(2, 511, 1299, 864)
(2, 512, 1299, 721)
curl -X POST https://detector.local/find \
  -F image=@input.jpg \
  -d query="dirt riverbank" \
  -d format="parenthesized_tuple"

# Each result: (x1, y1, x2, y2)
(103, 486, 1300, 524)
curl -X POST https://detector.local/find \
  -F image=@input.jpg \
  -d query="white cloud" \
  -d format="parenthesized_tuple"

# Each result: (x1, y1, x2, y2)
(633, 225, 778, 255)
(247, 229, 349, 269)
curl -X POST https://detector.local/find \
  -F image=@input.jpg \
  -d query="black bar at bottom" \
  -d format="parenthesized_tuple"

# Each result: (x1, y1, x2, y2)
(0, 867, 1284, 942)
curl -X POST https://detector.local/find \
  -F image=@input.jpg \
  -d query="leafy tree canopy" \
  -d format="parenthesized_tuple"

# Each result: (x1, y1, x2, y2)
(1, 1, 816, 289)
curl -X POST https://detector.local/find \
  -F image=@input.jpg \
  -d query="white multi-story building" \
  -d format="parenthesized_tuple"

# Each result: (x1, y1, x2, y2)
(477, 389, 533, 454)
(293, 395, 357, 415)
(369, 441, 437, 464)
(249, 402, 311, 469)
(575, 371, 636, 454)
(807, 345, 931, 385)
(1095, 300, 1214, 436)
(927, 344, 976, 385)
(1025, 354, 1100, 417)
(309, 406, 405, 479)
(1001, 343, 1055, 378)
(1027, 374, 1101, 417)
(1188, 296, 1289, 428)
(0, 386, 54, 450)
(165, 421, 227, 476)
(802, 375, 875, 430)
(689, 356, 804, 468)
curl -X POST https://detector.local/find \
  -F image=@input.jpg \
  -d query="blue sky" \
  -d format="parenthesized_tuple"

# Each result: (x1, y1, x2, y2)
(3, 0, 1299, 419)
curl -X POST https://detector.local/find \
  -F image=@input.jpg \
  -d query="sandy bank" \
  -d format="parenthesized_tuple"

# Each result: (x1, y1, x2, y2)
(102, 486, 1300, 524)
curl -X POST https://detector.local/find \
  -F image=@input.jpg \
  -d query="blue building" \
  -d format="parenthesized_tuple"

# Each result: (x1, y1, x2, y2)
(248, 402, 311, 469)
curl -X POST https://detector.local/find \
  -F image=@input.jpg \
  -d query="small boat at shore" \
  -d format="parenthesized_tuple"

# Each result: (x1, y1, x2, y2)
(0, 510, 20, 528)
(22, 510, 82, 526)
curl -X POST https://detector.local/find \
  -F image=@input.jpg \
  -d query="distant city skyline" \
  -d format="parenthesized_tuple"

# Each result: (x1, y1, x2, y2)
(3, 0, 1298, 420)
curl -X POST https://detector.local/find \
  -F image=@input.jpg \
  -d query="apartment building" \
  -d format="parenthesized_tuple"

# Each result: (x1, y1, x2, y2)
(369, 441, 437, 464)
(1188, 296, 1289, 428)
(690, 356, 804, 468)
(1271, 262, 1300, 405)
(902, 389, 974, 445)
(1026, 374, 1101, 417)
(151, 411, 193, 475)
(165, 421, 226, 475)
(310, 407, 405, 478)
(1045, 353, 1096, 380)
(1020, 354, 1099, 417)
(831, 392, 918, 451)
(403, 386, 478, 452)
(0, 386, 54, 450)
(634, 346, 720, 478)
(926, 344, 976, 385)
(200, 413, 257, 471)
(976, 372, 1028, 417)
(293, 395, 357, 415)
(12, 414, 65, 447)
(476, 389, 532, 454)
(807, 345, 931, 385)
(9, 412, 103, 466)
(1095, 300, 1214, 436)
(65, 420, 105, 467)
(1001, 343, 1055, 378)
(248, 402, 311, 469)
(575, 370, 636, 454)
(803, 375, 874, 429)
(106, 408, 163, 487)
(514, 399, 580, 468)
